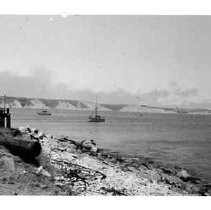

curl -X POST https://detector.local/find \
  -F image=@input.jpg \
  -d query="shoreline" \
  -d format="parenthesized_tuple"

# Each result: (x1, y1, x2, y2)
(0, 126, 211, 195)
(49, 135, 211, 195)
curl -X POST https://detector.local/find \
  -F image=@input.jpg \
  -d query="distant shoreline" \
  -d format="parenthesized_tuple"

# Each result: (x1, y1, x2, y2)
(1, 95, 211, 114)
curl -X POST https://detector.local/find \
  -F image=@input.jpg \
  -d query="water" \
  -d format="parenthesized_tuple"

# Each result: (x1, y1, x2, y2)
(11, 108, 211, 182)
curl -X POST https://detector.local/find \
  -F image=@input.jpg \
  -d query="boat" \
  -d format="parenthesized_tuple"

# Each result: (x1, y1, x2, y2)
(89, 101, 105, 122)
(37, 110, 52, 115)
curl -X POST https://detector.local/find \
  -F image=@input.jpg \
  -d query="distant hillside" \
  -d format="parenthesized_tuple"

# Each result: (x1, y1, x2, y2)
(0, 96, 210, 114)
(0, 96, 113, 111)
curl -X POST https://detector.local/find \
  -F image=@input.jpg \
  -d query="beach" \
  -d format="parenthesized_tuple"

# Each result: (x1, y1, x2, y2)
(0, 126, 211, 196)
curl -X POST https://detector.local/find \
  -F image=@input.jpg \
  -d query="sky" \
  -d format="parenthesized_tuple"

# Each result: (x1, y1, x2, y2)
(0, 15, 211, 107)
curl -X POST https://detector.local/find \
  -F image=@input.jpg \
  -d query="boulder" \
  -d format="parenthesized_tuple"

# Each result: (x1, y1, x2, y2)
(177, 169, 191, 181)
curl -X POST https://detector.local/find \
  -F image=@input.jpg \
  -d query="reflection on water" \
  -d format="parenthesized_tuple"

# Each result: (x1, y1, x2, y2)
(11, 108, 211, 182)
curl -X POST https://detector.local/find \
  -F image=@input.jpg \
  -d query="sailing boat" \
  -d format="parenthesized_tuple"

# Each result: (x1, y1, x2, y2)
(89, 99, 105, 122)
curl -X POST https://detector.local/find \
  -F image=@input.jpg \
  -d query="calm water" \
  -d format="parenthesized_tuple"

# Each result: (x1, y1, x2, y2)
(11, 108, 211, 182)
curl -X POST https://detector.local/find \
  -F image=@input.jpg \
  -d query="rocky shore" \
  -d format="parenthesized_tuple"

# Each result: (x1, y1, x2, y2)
(0, 126, 211, 196)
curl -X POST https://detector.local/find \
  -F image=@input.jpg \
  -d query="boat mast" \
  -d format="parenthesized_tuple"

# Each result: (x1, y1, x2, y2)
(95, 95, 98, 117)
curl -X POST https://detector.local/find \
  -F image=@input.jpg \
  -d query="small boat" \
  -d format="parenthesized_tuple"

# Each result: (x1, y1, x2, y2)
(37, 110, 52, 115)
(89, 101, 105, 123)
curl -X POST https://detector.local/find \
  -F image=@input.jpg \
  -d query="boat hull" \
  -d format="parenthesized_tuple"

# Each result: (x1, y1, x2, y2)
(89, 118, 105, 122)
(37, 113, 52, 115)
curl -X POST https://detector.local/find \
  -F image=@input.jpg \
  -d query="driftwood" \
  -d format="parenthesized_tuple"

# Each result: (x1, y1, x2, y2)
(53, 158, 107, 180)
(57, 137, 98, 154)
(57, 136, 80, 146)
(0, 128, 42, 159)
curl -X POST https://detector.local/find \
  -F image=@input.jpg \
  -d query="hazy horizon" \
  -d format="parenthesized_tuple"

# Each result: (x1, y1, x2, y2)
(1, 15, 211, 108)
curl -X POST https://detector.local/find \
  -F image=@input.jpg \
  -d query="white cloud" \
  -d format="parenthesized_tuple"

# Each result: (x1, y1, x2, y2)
(0, 68, 208, 108)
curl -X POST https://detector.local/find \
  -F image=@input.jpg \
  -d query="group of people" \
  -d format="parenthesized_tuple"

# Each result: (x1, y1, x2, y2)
(18, 125, 99, 153)
(19, 125, 46, 141)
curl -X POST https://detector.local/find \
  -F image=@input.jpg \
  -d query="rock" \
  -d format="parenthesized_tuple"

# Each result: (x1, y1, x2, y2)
(57, 135, 68, 142)
(161, 174, 182, 186)
(36, 166, 43, 174)
(81, 139, 98, 153)
(81, 140, 92, 149)
(203, 183, 211, 190)
(52, 147, 67, 152)
(54, 176, 65, 181)
(36, 166, 52, 177)
(177, 169, 191, 181)
(29, 183, 41, 188)
(198, 185, 211, 196)
(100, 187, 127, 195)
(162, 168, 173, 175)
(125, 166, 135, 172)
(115, 156, 126, 163)
(40, 184, 48, 189)
(132, 158, 139, 161)
(2, 157, 15, 173)
(149, 170, 161, 183)
(8, 180, 15, 184)
(186, 176, 201, 184)
(185, 184, 200, 194)
(41, 169, 52, 177)
(70, 154, 78, 159)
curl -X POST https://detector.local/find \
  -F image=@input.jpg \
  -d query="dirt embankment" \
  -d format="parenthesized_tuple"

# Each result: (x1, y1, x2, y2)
(0, 127, 211, 196)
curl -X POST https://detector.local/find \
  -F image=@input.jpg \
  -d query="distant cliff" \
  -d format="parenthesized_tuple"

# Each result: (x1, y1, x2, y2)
(0, 96, 210, 114)
(0, 96, 112, 111)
